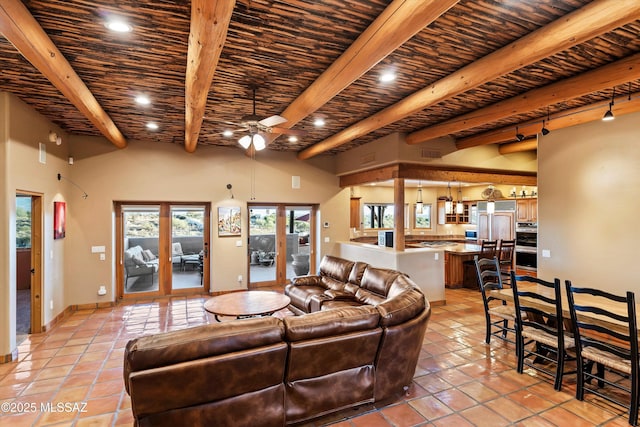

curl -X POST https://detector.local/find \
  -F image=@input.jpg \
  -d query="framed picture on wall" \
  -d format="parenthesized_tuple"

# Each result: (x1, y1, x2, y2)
(54, 201, 66, 239)
(218, 206, 241, 237)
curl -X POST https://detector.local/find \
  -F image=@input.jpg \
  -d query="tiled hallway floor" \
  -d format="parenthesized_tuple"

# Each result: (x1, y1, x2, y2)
(0, 288, 631, 426)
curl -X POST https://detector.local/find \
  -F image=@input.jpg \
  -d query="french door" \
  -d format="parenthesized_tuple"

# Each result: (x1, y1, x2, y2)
(248, 204, 316, 287)
(116, 202, 210, 298)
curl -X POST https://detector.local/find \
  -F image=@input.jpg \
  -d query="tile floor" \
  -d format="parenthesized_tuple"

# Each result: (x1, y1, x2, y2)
(0, 288, 632, 426)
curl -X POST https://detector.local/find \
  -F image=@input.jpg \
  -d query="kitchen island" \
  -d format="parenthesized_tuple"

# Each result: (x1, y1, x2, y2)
(338, 241, 482, 305)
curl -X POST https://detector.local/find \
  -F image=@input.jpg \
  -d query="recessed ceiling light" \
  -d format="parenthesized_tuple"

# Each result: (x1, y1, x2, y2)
(379, 72, 396, 83)
(288, 136, 298, 143)
(222, 130, 233, 137)
(313, 118, 325, 127)
(146, 122, 158, 130)
(135, 95, 150, 105)
(105, 20, 132, 33)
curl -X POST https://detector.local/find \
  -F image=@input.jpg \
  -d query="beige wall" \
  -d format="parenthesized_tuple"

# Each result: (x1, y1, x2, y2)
(537, 110, 640, 294)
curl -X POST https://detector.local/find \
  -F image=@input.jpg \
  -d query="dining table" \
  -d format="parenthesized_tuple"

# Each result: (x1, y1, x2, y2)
(489, 283, 636, 336)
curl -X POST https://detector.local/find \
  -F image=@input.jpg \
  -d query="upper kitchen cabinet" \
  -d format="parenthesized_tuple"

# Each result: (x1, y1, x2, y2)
(516, 198, 537, 222)
(438, 201, 473, 224)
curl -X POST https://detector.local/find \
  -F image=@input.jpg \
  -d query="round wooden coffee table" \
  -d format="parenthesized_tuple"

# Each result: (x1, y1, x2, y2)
(204, 291, 291, 322)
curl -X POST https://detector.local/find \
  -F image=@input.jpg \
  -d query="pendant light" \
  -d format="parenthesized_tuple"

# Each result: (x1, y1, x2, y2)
(416, 181, 424, 214)
(456, 183, 464, 214)
(602, 87, 615, 121)
(444, 182, 453, 215)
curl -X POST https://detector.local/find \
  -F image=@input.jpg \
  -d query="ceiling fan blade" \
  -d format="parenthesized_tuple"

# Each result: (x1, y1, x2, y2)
(259, 115, 287, 127)
(267, 127, 305, 136)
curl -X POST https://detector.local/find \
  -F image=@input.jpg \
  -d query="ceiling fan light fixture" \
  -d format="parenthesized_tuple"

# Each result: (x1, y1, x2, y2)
(252, 134, 266, 151)
(238, 135, 252, 149)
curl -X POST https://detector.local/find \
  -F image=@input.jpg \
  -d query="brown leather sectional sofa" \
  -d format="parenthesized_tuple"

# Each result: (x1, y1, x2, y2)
(123, 255, 431, 427)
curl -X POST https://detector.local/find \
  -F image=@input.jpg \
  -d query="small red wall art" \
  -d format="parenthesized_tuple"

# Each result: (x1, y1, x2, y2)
(54, 201, 66, 239)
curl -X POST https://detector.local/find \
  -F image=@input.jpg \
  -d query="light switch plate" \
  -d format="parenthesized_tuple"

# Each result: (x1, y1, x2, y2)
(542, 249, 551, 258)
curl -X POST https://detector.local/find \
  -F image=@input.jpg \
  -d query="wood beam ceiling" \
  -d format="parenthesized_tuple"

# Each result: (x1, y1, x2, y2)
(184, 0, 235, 153)
(338, 163, 537, 188)
(298, 0, 640, 160)
(406, 53, 640, 146)
(264, 0, 459, 148)
(458, 91, 640, 148)
(0, 0, 126, 148)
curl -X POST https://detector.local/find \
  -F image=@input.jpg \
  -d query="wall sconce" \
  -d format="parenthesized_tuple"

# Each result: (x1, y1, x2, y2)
(416, 181, 423, 214)
(48, 131, 62, 145)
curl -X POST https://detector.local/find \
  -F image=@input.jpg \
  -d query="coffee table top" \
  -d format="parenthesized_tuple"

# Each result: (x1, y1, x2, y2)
(204, 291, 291, 319)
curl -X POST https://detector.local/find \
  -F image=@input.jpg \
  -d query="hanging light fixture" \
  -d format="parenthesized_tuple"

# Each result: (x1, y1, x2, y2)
(515, 126, 525, 142)
(416, 181, 424, 214)
(541, 107, 551, 135)
(602, 87, 616, 121)
(445, 182, 453, 215)
(456, 183, 464, 214)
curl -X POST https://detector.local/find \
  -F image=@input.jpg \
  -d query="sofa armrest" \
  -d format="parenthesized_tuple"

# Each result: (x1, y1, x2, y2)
(290, 275, 322, 287)
(324, 289, 355, 300)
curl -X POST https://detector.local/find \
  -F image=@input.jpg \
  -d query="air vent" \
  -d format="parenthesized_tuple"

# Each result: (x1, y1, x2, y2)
(421, 149, 441, 159)
(360, 153, 376, 165)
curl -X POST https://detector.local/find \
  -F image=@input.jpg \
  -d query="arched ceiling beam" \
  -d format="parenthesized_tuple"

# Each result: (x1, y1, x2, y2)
(264, 0, 459, 148)
(0, 0, 127, 148)
(406, 53, 640, 145)
(298, 0, 640, 160)
(184, 0, 235, 153)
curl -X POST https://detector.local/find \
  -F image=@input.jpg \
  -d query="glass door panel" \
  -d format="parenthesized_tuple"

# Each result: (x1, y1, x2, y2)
(249, 206, 277, 284)
(171, 206, 205, 290)
(123, 206, 160, 294)
(286, 206, 311, 281)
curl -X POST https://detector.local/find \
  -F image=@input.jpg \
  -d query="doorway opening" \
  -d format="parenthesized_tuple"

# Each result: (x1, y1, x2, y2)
(248, 204, 316, 287)
(15, 192, 43, 344)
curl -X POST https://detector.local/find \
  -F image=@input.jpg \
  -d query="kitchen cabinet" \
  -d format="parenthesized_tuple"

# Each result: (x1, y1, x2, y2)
(478, 211, 514, 241)
(438, 201, 473, 224)
(350, 198, 361, 228)
(516, 198, 537, 222)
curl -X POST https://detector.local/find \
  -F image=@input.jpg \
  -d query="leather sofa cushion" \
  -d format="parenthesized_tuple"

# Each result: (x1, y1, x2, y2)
(348, 261, 368, 285)
(284, 305, 379, 342)
(286, 284, 325, 312)
(318, 255, 355, 283)
(377, 289, 426, 327)
(355, 288, 386, 306)
(321, 276, 347, 291)
(360, 266, 400, 296)
(124, 317, 284, 375)
(387, 274, 417, 298)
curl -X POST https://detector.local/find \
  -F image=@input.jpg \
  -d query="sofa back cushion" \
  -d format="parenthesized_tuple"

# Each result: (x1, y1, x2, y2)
(348, 261, 368, 286)
(124, 317, 284, 381)
(284, 305, 379, 341)
(318, 255, 355, 284)
(360, 266, 400, 297)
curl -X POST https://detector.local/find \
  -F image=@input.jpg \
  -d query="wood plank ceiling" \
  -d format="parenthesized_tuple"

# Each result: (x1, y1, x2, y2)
(1, 0, 639, 158)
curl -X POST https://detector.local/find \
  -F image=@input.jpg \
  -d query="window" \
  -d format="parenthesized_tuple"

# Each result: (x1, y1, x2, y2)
(362, 203, 409, 230)
(414, 203, 432, 229)
(16, 196, 31, 248)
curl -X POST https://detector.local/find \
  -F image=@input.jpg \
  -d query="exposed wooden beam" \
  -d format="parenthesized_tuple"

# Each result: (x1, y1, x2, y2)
(498, 139, 538, 155)
(339, 163, 537, 187)
(0, 0, 127, 148)
(184, 0, 235, 153)
(458, 92, 640, 148)
(298, 0, 640, 160)
(407, 53, 640, 145)
(263, 0, 458, 147)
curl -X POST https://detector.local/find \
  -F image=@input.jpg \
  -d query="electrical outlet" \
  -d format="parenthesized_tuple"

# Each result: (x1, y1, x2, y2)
(49, 300, 53, 310)
(434, 253, 439, 261)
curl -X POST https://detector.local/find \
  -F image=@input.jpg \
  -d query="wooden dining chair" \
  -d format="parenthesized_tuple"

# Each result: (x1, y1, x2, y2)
(464, 240, 498, 289)
(565, 281, 639, 426)
(497, 239, 515, 284)
(474, 256, 516, 345)
(510, 272, 575, 391)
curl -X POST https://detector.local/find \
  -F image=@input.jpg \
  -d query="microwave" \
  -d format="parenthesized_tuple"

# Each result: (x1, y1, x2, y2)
(465, 230, 478, 240)
(378, 231, 393, 247)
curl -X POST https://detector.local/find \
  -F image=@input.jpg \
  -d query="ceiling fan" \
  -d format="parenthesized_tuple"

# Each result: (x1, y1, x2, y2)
(236, 88, 302, 151)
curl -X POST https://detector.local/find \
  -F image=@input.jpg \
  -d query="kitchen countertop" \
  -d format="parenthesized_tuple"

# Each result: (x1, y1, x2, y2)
(406, 242, 482, 254)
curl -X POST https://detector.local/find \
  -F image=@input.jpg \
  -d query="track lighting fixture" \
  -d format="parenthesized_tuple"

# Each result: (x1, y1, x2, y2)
(515, 126, 525, 142)
(541, 119, 550, 136)
(602, 87, 615, 121)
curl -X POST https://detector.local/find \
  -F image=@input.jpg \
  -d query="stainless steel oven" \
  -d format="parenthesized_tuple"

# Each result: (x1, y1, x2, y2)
(515, 222, 537, 271)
